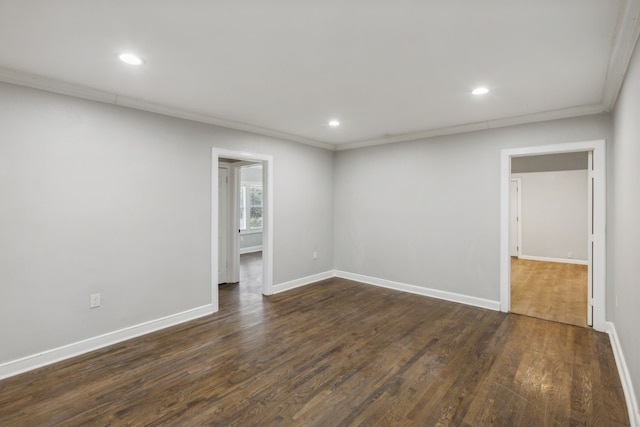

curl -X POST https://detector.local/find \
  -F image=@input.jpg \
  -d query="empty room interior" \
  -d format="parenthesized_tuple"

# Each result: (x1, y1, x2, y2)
(1, 1, 639, 425)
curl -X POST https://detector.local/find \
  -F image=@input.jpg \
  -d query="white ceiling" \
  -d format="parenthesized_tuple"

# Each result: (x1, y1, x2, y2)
(0, 1, 638, 150)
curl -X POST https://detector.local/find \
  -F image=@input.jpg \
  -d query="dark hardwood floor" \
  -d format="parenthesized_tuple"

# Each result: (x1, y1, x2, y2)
(0, 254, 629, 426)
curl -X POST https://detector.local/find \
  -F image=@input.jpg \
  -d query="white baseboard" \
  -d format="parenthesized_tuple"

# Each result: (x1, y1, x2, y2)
(272, 270, 336, 294)
(518, 255, 588, 265)
(0, 304, 214, 381)
(606, 322, 640, 427)
(274, 270, 500, 311)
(240, 245, 262, 255)
(334, 270, 500, 311)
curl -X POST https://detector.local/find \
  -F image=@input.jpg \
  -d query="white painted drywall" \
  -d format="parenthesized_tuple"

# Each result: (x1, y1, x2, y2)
(240, 232, 263, 253)
(0, 82, 334, 364)
(334, 114, 611, 302)
(241, 164, 263, 183)
(612, 37, 640, 423)
(511, 170, 588, 261)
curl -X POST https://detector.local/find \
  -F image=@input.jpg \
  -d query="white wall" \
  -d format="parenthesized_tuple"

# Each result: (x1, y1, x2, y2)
(240, 164, 263, 182)
(240, 233, 263, 253)
(612, 37, 640, 423)
(334, 114, 611, 303)
(0, 82, 334, 365)
(512, 170, 588, 262)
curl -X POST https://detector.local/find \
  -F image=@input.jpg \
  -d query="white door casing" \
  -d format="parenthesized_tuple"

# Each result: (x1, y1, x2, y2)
(211, 148, 274, 313)
(500, 140, 606, 332)
(218, 167, 229, 284)
(227, 163, 241, 284)
(509, 179, 521, 257)
(587, 150, 594, 327)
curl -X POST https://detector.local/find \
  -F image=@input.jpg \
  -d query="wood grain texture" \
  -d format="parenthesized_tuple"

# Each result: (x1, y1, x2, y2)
(0, 254, 628, 426)
(511, 257, 588, 327)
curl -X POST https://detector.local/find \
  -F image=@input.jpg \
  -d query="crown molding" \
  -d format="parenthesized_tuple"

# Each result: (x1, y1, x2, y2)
(602, 0, 640, 110)
(113, 95, 334, 150)
(0, 66, 118, 104)
(335, 103, 608, 151)
(1, 1, 637, 153)
(0, 66, 335, 151)
(0, 66, 610, 153)
(0, 4, 637, 155)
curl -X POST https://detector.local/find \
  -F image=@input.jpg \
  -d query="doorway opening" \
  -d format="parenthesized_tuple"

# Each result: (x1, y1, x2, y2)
(500, 140, 606, 332)
(211, 149, 274, 313)
(237, 162, 264, 302)
(509, 154, 589, 327)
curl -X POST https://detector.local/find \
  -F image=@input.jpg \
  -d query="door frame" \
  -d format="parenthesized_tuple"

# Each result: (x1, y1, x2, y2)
(211, 148, 274, 312)
(509, 177, 522, 257)
(230, 161, 265, 282)
(500, 139, 606, 331)
(217, 164, 230, 284)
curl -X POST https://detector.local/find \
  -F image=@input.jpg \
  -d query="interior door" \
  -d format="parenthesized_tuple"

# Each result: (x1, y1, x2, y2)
(509, 179, 519, 257)
(218, 167, 229, 284)
(587, 151, 594, 326)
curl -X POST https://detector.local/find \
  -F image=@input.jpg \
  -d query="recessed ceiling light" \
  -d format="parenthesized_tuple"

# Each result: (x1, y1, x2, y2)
(119, 53, 143, 65)
(472, 87, 489, 95)
(328, 120, 340, 127)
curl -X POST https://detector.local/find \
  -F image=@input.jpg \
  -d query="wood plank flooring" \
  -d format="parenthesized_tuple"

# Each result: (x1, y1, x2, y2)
(511, 258, 588, 327)
(0, 257, 628, 426)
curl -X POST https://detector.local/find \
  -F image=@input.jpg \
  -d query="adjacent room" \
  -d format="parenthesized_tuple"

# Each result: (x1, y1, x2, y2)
(1, 1, 639, 425)
(509, 152, 590, 327)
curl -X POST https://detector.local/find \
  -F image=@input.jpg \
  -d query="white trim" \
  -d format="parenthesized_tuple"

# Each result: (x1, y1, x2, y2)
(0, 304, 213, 381)
(606, 322, 640, 427)
(515, 177, 522, 257)
(517, 255, 588, 265)
(602, 0, 640, 110)
(0, 267, 502, 379)
(0, 66, 117, 104)
(0, 66, 333, 151)
(334, 271, 500, 311)
(500, 140, 607, 332)
(0, 65, 629, 153)
(272, 270, 336, 294)
(335, 104, 607, 151)
(212, 149, 274, 302)
(276, 269, 502, 311)
(510, 177, 522, 257)
(240, 245, 263, 255)
(3, 0, 639, 156)
(587, 150, 594, 327)
(217, 164, 231, 284)
(228, 163, 240, 283)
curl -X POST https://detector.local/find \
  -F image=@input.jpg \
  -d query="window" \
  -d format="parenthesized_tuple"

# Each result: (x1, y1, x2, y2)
(239, 184, 262, 231)
(239, 186, 247, 230)
(239, 164, 263, 232)
(249, 186, 263, 229)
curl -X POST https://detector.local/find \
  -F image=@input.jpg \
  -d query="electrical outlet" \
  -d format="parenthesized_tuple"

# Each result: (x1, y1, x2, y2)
(567, 251, 573, 259)
(313, 251, 318, 260)
(90, 293, 101, 308)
